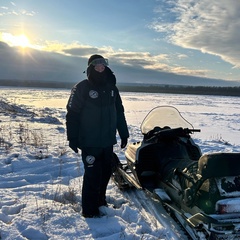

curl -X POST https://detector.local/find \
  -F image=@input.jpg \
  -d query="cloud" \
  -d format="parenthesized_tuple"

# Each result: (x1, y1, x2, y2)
(151, 0, 240, 68)
(0, 2, 35, 16)
(63, 46, 108, 58)
(1, 40, 239, 87)
(0, 41, 86, 82)
(2, 25, 237, 83)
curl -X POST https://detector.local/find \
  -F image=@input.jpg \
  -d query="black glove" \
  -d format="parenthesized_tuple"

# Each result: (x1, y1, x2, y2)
(69, 139, 78, 153)
(120, 138, 128, 148)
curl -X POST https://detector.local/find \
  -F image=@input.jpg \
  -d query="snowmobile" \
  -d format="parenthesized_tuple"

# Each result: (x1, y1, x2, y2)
(112, 106, 240, 240)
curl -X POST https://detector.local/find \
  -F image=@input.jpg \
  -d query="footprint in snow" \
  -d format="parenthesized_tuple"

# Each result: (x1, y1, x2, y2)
(0, 203, 26, 223)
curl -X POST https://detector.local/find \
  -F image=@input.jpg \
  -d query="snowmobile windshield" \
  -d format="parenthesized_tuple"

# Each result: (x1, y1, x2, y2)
(141, 106, 194, 134)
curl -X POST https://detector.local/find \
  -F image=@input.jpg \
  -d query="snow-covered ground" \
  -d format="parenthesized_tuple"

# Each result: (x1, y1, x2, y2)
(0, 87, 239, 240)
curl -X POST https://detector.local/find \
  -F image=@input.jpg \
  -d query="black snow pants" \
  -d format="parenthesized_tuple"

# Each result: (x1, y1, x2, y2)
(81, 146, 113, 216)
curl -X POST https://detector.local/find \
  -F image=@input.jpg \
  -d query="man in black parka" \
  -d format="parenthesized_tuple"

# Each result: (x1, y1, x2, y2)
(66, 54, 129, 218)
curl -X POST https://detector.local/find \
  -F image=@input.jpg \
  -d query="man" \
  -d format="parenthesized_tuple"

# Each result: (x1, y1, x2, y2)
(66, 54, 129, 218)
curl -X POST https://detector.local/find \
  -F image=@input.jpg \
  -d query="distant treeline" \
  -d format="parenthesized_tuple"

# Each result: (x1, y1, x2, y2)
(117, 84, 240, 97)
(0, 79, 240, 97)
(0, 79, 72, 89)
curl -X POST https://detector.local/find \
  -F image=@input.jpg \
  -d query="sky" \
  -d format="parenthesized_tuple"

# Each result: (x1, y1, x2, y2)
(0, 0, 240, 86)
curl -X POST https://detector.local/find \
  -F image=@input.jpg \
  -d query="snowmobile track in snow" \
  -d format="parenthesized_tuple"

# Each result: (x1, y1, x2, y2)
(123, 188, 192, 240)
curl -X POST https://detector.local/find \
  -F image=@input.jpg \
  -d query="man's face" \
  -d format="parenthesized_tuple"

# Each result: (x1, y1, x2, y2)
(94, 64, 105, 73)
(89, 58, 108, 73)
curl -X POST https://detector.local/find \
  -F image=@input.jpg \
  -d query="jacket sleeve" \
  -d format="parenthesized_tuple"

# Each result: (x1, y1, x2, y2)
(66, 109, 80, 141)
(66, 83, 85, 141)
(115, 88, 129, 139)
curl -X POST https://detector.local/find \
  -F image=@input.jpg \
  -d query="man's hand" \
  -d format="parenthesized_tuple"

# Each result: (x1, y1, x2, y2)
(120, 138, 128, 148)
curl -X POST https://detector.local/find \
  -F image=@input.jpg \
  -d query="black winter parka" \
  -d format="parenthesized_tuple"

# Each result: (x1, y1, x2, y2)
(66, 68, 129, 148)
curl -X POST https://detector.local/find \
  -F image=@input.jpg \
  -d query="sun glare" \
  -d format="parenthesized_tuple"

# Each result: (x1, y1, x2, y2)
(2, 33, 30, 48)
(17, 34, 30, 48)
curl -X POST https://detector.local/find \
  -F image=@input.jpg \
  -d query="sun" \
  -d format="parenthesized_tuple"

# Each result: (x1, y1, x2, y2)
(16, 34, 30, 48)
(2, 33, 31, 48)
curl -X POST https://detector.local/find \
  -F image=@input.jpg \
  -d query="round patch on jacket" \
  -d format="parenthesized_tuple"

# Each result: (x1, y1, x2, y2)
(86, 155, 95, 165)
(89, 90, 98, 99)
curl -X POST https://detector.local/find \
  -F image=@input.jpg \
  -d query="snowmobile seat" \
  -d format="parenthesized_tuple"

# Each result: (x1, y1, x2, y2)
(136, 143, 162, 176)
(133, 143, 167, 189)
(198, 153, 240, 180)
